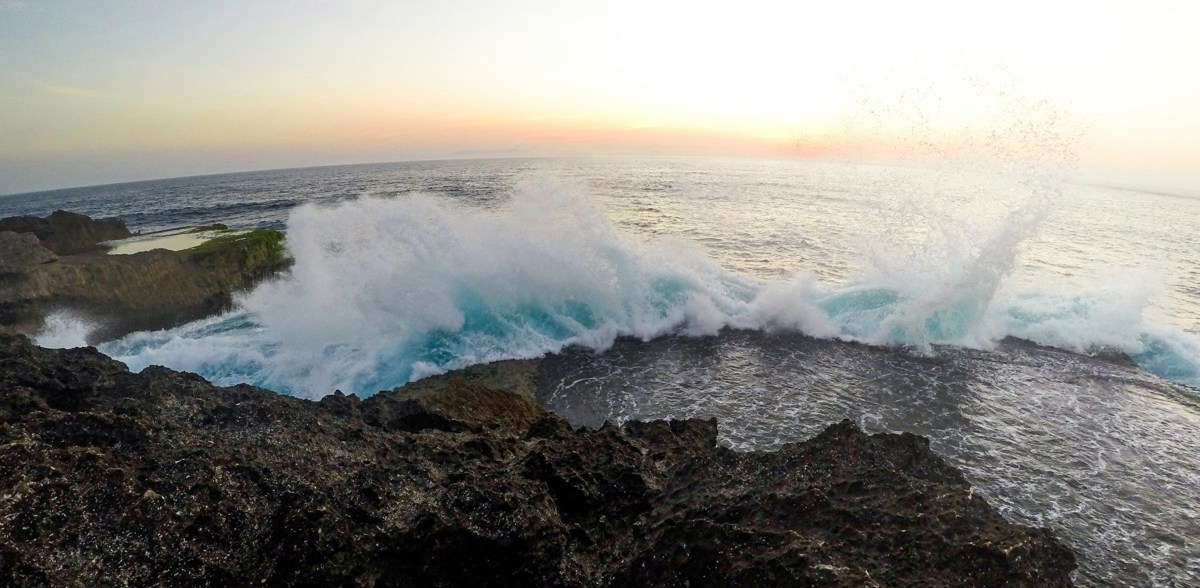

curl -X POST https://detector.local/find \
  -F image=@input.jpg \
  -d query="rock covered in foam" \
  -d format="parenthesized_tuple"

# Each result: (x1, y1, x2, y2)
(0, 334, 1077, 586)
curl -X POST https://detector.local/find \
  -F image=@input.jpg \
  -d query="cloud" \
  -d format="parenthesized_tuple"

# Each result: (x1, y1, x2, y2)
(42, 84, 105, 98)
(3, 1, 27, 12)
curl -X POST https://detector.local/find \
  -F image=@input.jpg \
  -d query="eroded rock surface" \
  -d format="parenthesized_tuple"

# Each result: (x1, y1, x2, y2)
(0, 212, 288, 341)
(0, 334, 1076, 586)
(0, 232, 57, 274)
(0, 210, 131, 256)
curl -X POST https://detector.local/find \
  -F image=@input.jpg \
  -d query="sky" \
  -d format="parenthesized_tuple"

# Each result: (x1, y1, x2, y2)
(1, 0, 1198, 195)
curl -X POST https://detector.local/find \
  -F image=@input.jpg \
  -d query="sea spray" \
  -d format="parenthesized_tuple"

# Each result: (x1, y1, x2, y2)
(94, 173, 1200, 396)
(881, 192, 1052, 349)
(806, 64, 1111, 358)
(33, 311, 97, 349)
(104, 183, 761, 396)
(15, 157, 1200, 588)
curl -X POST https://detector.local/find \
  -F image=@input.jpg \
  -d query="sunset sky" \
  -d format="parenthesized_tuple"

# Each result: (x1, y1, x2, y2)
(2, 0, 1198, 194)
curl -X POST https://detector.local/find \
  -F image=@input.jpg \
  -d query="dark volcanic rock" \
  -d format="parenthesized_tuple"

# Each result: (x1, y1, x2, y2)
(0, 210, 131, 255)
(0, 212, 289, 341)
(0, 334, 1077, 586)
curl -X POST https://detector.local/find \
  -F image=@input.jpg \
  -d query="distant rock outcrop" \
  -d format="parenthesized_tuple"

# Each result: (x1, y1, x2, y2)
(0, 334, 1078, 586)
(0, 210, 131, 255)
(0, 211, 289, 342)
(0, 231, 58, 274)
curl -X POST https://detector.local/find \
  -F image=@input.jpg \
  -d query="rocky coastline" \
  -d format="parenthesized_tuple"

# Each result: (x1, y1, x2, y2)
(0, 333, 1077, 586)
(0, 211, 288, 343)
(0, 211, 1077, 585)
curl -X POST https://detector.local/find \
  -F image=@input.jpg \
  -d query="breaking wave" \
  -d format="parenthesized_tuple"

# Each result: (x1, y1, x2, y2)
(72, 183, 1198, 398)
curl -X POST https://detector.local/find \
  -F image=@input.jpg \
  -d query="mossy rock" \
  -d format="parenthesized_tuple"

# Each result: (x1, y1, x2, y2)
(184, 223, 231, 233)
(185, 229, 290, 278)
(0, 213, 294, 342)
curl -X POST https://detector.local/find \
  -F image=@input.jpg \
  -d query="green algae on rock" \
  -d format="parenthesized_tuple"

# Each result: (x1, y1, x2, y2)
(185, 228, 286, 276)
(0, 212, 290, 342)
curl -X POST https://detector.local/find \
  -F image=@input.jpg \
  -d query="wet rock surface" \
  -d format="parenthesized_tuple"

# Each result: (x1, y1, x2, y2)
(0, 334, 1076, 586)
(0, 212, 288, 341)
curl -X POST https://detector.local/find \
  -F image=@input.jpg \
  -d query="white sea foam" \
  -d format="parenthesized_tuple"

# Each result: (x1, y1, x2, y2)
(102, 183, 758, 396)
(92, 179, 1199, 397)
(33, 311, 96, 349)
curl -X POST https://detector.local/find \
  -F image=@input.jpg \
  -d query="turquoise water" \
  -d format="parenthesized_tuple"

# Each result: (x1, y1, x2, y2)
(10, 158, 1194, 392)
(5, 157, 1200, 584)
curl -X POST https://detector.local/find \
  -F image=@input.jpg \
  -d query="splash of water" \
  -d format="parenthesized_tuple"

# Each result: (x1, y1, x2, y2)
(89, 179, 1199, 398)
(33, 311, 97, 349)
(102, 183, 760, 396)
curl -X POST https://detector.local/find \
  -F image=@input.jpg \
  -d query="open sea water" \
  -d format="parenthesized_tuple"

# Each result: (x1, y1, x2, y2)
(3, 156, 1199, 585)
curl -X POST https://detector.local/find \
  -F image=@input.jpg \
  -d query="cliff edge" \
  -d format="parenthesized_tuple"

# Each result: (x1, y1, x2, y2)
(0, 334, 1077, 586)
(0, 211, 288, 342)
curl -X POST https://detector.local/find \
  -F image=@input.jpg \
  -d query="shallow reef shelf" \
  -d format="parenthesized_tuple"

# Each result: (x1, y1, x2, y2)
(104, 226, 247, 255)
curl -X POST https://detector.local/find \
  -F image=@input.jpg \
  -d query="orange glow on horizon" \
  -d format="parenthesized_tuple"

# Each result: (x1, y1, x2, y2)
(4, 0, 1199, 195)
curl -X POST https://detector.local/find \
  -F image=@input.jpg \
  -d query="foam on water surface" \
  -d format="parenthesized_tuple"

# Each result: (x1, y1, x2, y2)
(536, 331, 1200, 586)
(16, 158, 1200, 586)
(90, 177, 1200, 397)
(101, 185, 758, 395)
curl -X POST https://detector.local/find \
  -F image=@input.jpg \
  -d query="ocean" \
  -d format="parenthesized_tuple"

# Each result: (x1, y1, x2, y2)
(2, 156, 1198, 584)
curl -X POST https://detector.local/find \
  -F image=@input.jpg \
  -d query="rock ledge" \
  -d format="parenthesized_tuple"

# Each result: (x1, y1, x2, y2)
(0, 334, 1076, 586)
(0, 212, 288, 341)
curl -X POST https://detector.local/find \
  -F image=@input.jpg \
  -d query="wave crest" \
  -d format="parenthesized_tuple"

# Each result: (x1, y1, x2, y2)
(96, 183, 1199, 397)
